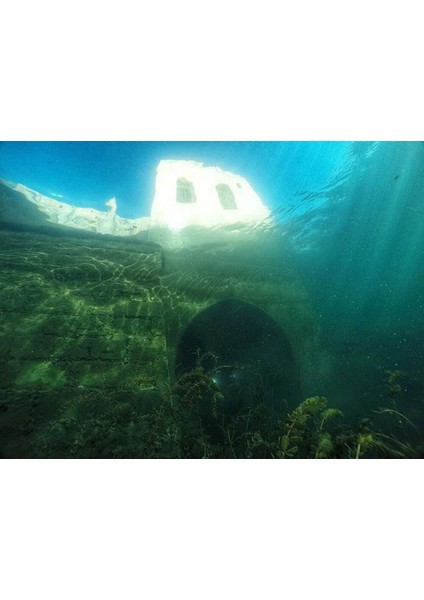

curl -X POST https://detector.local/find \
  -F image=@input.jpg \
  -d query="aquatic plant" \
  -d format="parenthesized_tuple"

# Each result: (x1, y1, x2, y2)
(171, 350, 224, 417)
(354, 430, 416, 459)
(314, 407, 344, 458)
(384, 369, 404, 409)
(345, 410, 417, 459)
(169, 351, 226, 457)
(24, 353, 420, 459)
(277, 396, 327, 458)
(355, 431, 375, 459)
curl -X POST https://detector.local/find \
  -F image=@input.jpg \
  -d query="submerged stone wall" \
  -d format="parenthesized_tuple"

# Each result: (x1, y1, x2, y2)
(0, 229, 168, 457)
(0, 226, 320, 457)
(158, 233, 318, 389)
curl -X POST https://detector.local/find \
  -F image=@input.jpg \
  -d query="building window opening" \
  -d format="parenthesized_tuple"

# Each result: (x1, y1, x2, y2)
(176, 178, 196, 203)
(216, 184, 237, 210)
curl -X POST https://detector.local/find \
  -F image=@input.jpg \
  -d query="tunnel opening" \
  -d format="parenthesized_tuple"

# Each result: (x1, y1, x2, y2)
(175, 299, 299, 418)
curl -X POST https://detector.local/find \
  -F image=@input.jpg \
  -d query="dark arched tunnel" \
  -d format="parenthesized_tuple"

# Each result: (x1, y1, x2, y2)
(175, 299, 299, 417)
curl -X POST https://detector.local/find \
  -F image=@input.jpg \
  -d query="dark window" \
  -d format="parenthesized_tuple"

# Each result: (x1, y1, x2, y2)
(216, 184, 237, 210)
(176, 178, 196, 203)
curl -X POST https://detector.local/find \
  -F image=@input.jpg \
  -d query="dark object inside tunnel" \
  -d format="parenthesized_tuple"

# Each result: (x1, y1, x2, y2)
(175, 299, 299, 416)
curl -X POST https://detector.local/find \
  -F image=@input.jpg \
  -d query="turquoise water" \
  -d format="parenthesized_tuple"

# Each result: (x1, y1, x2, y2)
(0, 141, 353, 218)
(286, 142, 424, 435)
(0, 141, 423, 457)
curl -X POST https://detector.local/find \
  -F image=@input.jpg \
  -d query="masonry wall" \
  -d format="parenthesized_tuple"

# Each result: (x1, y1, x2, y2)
(0, 226, 321, 457)
(0, 229, 168, 457)
(158, 233, 319, 387)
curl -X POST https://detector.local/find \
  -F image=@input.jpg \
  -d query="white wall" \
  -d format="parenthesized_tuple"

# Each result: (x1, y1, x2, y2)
(150, 160, 270, 231)
(9, 182, 150, 236)
(4, 160, 270, 238)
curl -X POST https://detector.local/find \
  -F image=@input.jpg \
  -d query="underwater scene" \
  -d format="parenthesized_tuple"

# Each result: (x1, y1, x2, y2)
(0, 141, 423, 459)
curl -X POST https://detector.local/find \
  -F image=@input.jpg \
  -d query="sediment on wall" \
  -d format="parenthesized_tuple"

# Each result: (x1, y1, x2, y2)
(0, 224, 323, 457)
(0, 229, 169, 457)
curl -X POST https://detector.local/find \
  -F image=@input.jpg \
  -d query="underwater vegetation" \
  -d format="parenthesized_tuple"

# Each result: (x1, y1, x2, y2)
(164, 361, 423, 459)
(0, 350, 419, 458)
(1, 351, 422, 459)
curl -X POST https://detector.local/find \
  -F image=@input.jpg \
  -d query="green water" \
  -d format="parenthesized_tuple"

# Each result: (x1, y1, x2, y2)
(1, 142, 423, 458)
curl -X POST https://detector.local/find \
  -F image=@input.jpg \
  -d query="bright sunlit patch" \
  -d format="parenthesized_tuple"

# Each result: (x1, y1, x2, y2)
(166, 210, 188, 232)
(150, 160, 270, 230)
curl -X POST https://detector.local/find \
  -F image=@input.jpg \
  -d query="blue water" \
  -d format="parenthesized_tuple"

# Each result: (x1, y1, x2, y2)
(1, 140, 423, 356)
(283, 141, 424, 426)
(1, 140, 424, 455)
(0, 141, 354, 218)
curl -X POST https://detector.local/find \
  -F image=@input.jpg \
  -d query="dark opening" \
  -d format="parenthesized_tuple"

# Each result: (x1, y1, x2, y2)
(175, 299, 299, 416)
(176, 178, 196, 203)
(216, 183, 237, 210)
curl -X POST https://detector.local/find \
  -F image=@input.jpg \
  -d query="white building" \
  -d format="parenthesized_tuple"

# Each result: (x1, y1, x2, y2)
(2, 160, 270, 239)
(150, 160, 270, 231)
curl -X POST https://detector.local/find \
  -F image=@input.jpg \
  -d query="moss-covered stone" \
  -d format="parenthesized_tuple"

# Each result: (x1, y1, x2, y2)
(0, 224, 319, 457)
